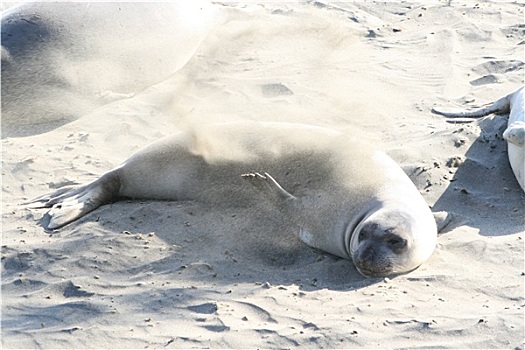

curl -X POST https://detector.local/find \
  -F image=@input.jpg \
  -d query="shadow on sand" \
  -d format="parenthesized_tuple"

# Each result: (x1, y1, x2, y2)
(432, 115, 524, 236)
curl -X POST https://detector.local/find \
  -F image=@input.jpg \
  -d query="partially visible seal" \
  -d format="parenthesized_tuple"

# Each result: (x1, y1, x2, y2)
(1, 1, 218, 137)
(432, 86, 524, 191)
(26, 122, 437, 278)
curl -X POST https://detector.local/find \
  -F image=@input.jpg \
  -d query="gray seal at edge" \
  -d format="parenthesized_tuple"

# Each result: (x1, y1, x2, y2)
(26, 122, 438, 278)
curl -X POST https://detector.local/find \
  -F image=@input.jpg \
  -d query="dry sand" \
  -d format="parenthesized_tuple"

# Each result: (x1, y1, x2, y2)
(2, 1, 524, 349)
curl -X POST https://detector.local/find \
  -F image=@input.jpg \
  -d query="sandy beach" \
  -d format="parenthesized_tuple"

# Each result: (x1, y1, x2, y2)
(2, 1, 524, 349)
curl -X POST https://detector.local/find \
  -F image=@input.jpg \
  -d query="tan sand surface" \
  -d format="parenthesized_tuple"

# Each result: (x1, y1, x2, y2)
(2, 1, 523, 349)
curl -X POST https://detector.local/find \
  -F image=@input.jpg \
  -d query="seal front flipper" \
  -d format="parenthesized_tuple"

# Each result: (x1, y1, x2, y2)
(242, 172, 296, 203)
(503, 121, 525, 147)
(25, 171, 121, 230)
(432, 211, 453, 233)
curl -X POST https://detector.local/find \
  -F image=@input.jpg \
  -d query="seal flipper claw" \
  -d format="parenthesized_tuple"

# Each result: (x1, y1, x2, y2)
(242, 172, 296, 202)
(23, 185, 81, 209)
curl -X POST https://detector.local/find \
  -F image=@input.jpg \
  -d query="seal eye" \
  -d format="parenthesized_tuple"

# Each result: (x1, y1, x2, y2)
(385, 234, 407, 252)
(358, 229, 371, 242)
(358, 222, 378, 242)
(388, 237, 401, 245)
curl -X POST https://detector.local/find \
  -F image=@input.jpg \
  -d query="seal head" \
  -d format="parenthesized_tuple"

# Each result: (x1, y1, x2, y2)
(350, 209, 434, 277)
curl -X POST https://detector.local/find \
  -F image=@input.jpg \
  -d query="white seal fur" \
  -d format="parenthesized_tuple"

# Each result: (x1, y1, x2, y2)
(27, 122, 437, 278)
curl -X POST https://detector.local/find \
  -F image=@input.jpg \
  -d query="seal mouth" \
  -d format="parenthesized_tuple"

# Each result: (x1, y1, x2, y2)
(355, 260, 423, 278)
(352, 241, 395, 278)
(354, 262, 394, 278)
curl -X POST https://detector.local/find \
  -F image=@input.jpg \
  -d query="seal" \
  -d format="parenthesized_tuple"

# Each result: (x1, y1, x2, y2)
(1, 1, 218, 137)
(26, 122, 437, 278)
(432, 86, 524, 191)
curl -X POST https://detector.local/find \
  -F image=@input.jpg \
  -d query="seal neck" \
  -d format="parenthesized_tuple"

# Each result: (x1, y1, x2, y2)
(344, 204, 378, 259)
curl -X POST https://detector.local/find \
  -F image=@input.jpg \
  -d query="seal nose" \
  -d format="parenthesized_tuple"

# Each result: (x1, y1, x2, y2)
(354, 246, 393, 277)
(354, 246, 376, 270)
(361, 246, 374, 261)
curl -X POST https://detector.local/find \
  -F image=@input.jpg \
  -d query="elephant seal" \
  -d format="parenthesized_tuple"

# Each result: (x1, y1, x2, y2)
(432, 86, 524, 191)
(1, 1, 219, 137)
(27, 122, 437, 278)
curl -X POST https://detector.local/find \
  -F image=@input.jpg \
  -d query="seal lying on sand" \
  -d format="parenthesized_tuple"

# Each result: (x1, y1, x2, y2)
(1, 1, 218, 137)
(27, 122, 437, 278)
(432, 86, 524, 191)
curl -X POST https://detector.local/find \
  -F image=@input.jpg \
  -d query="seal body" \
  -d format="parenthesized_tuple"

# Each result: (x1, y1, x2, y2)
(432, 86, 524, 191)
(1, 2, 218, 137)
(503, 89, 525, 191)
(28, 122, 437, 277)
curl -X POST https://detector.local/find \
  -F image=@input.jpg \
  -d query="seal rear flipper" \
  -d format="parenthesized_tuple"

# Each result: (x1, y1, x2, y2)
(431, 94, 510, 119)
(25, 171, 121, 230)
(41, 197, 98, 230)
